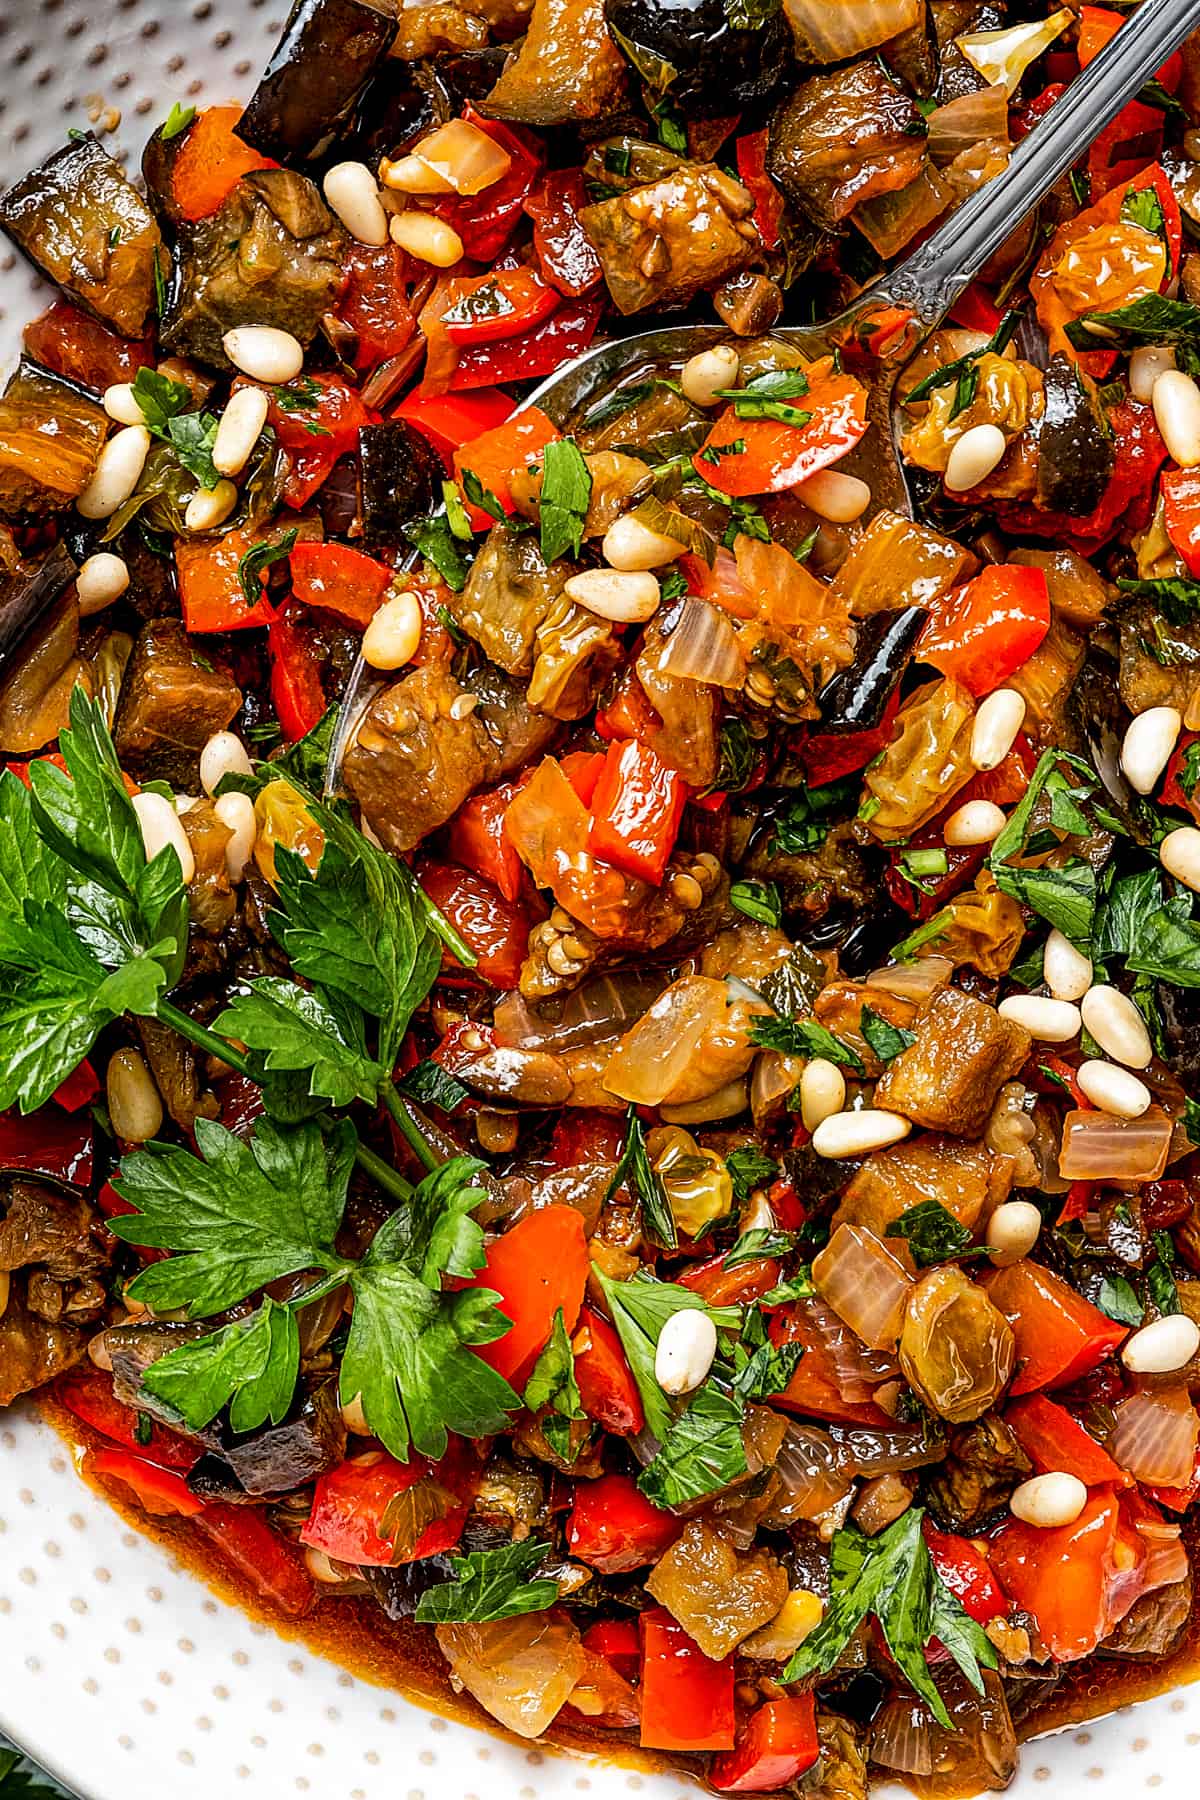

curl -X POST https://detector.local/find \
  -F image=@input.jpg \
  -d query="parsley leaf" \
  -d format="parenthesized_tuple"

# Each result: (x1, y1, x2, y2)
(129, 367, 221, 488)
(161, 101, 197, 139)
(885, 1200, 979, 1268)
(730, 1336, 805, 1401)
(1065, 292, 1200, 361)
(771, 776, 859, 854)
(272, 377, 332, 436)
(399, 1059, 470, 1114)
(725, 1146, 778, 1203)
(609, 1108, 677, 1250)
(1097, 1274, 1144, 1326)
(905, 311, 1021, 407)
(730, 878, 781, 926)
(538, 438, 592, 564)
(723, 1226, 796, 1269)
(407, 511, 472, 591)
(460, 469, 510, 524)
(414, 1538, 558, 1624)
(524, 1307, 584, 1459)
(989, 748, 1098, 945)
(0, 1748, 65, 1798)
(750, 1015, 865, 1073)
(238, 528, 297, 608)
(638, 1371, 747, 1508)
(860, 1005, 914, 1063)
(594, 1267, 738, 1441)
(1122, 184, 1166, 238)
(142, 1296, 301, 1435)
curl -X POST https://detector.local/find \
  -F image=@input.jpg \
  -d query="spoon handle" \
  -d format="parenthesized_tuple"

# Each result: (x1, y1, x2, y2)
(882, 0, 1200, 327)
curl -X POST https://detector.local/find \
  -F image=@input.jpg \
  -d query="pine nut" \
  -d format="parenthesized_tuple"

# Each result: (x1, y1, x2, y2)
(944, 423, 1006, 492)
(997, 995, 1081, 1041)
(184, 479, 238, 532)
(200, 730, 252, 796)
(1153, 368, 1200, 467)
(1129, 345, 1175, 402)
(1076, 1059, 1151, 1119)
(76, 425, 151, 520)
(602, 513, 686, 571)
(810, 1109, 911, 1158)
(106, 1047, 164, 1144)
(388, 211, 464, 267)
(1122, 1314, 1200, 1374)
(448, 692, 478, 722)
(800, 1057, 846, 1132)
(1121, 705, 1181, 795)
(564, 568, 660, 623)
(943, 798, 1006, 846)
(1009, 1472, 1088, 1529)
(1080, 984, 1152, 1069)
(362, 590, 423, 670)
(680, 344, 740, 408)
(76, 551, 130, 616)
(305, 1548, 351, 1585)
(1160, 824, 1200, 894)
(214, 790, 258, 883)
(793, 469, 871, 523)
(1044, 928, 1093, 1002)
(378, 153, 456, 195)
(654, 1309, 718, 1396)
(132, 790, 195, 882)
(986, 1199, 1042, 1265)
(213, 385, 270, 477)
(103, 381, 145, 425)
(340, 1392, 370, 1434)
(970, 687, 1026, 771)
(322, 160, 389, 246)
(222, 325, 304, 384)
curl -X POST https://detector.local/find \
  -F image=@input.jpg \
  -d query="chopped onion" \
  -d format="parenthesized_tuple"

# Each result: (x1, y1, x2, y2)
(1110, 1388, 1200, 1488)
(803, 1296, 900, 1400)
(865, 955, 953, 1003)
(774, 1422, 854, 1520)
(956, 7, 1072, 95)
(782, 0, 922, 63)
(926, 85, 1010, 166)
(1140, 1528, 1190, 1592)
(493, 971, 667, 1053)
(871, 1694, 936, 1776)
(854, 168, 952, 260)
(414, 118, 513, 196)
(654, 597, 746, 688)
(1058, 1107, 1173, 1183)
(823, 1421, 943, 1475)
(812, 1225, 914, 1351)
(436, 1614, 584, 1739)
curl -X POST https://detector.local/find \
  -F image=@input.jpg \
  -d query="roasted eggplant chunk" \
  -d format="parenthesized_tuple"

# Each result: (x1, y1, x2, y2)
(0, 134, 163, 338)
(604, 0, 792, 117)
(486, 0, 628, 124)
(160, 169, 347, 369)
(114, 617, 242, 785)
(235, 0, 399, 165)
(0, 359, 108, 520)
(1036, 354, 1115, 518)
(359, 422, 443, 547)
(580, 160, 758, 315)
(0, 539, 78, 668)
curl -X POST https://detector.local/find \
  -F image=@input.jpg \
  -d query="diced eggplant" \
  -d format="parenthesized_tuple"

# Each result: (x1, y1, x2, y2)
(186, 1381, 347, 1498)
(364, 1557, 457, 1620)
(580, 161, 758, 315)
(359, 422, 443, 547)
(0, 592, 84, 755)
(816, 606, 928, 733)
(767, 61, 926, 230)
(0, 540, 78, 668)
(604, 0, 792, 117)
(343, 663, 493, 854)
(346, 64, 448, 167)
(462, 659, 562, 775)
(1036, 353, 1115, 518)
(235, 0, 399, 165)
(160, 169, 346, 370)
(486, 0, 628, 124)
(0, 133, 164, 337)
(450, 523, 568, 675)
(0, 359, 108, 520)
(114, 617, 242, 785)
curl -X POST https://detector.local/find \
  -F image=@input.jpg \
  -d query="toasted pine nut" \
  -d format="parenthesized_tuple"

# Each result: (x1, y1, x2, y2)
(340, 1392, 371, 1434)
(200, 730, 252, 796)
(1044, 928, 1093, 1002)
(680, 344, 740, 408)
(1122, 1314, 1200, 1374)
(1160, 824, 1200, 894)
(213, 384, 270, 477)
(943, 798, 1006, 846)
(655, 1309, 718, 1396)
(378, 153, 456, 195)
(997, 995, 1081, 1041)
(223, 325, 304, 384)
(986, 1199, 1042, 1265)
(76, 551, 130, 616)
(1080, 984, 1152, 1069)
(1153, 368, 1200, 467)
(811, 1109, 911, 1158)
(322, 160, 389, 245)
(564, 568, 660, 623)
(214, 790, 257, 882)
(944, 423, 1006, 493)
(794, 469, 871, 523)
(362, 590, 423, 670)
(1130, 345, 1175, 402)
(305, 1548, 352, 1585)
(1076, 1059, 1151, 1119)
(1121, 705, 1181, 795)
(76, 425, 151, 520)
(106, 1047, 164, 1143)
(800, 1057, 846, 1132)
(388, 211, 463, 267)
(970, 688, 1026, 770)
(1010, 1472, 1087, 1529)
(184, 479, 238, 532)
(103, 381, 145, 425)
(603, 513, 686, 571)
(132, 790, 196, 882)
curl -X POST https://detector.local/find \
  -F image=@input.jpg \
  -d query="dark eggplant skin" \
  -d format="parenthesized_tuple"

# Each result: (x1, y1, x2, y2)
(235, 0, 399, 165)
(603, 0, 793, 117)
(1156, 982, 1200, 1085)
(363, 1557, 457, 1620)
(0, 541, 78, 670)
(359, 422, 443, 547)
(815, 606, 928, 733)
(185, 1381, 347, 1499)
(1037, 354, 1115, 518)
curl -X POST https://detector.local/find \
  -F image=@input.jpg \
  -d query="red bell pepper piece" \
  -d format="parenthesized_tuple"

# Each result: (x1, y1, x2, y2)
(268, 606, 327, 742)
(289, 540, 392, 630)
(1006, 1393, 1130, 1487)
(445, 778, 530, 903)
(54, 1367, 196, 1471)
(465, 1205, 590, 1384)
(572, 1306, 645, 1436)
(795, 686, 901, 787)
(1161, 465, 1200, 577)
(301, 1442, 476, 1567)
(734, 131, 783, 253)
(442, 269, 560, 347)
(452, 405, 561, 529)
(416, 861, 532, 991)
(262, 373, 375, 508)
(0, 1108, 93, 1185)
(1087, 97, 1165, 199)
(550, 1113, 625, 1166)
(1057, 1179, 1097, 1226)
(567, 1471, 678, 1572)
(695, 362, 869, 497)
(561, 749, 606, 808)
(582, 1617, 641, 1682)
(917, 564, 1050, 696)
(594, 669, 664, 745)
(678, 1253, 784, 1307)
(524, 170, 602, 296)
(445, 295, 603, 393)
(176, 526, 278, 633)
(337, 239, 416, 371)
(923, 1524, 1008, 1626)
(52, 1057, 99, 1112)
(947, 282, 1003, 334)
(394, 387, 515, 467)
(88, 1448, 205, 1517)
(638, 1609, 735, 1751)
(767, 1306, 891, 1426)
(990, 1487, 1146, 1661)
(985, 1260, 1128, 1394)
(193, 1501, 316, 1617)
(425, 108, 542, 263)
(586, 739, 686, 886)
(1161, 730, 1200, 817)
(23, 299, 154, 390)
(96, 1176, 167, 1262)
(1078, 4, 1183, 85)
(710, 1697, 819, 1792)
(170, 105, 277, 221)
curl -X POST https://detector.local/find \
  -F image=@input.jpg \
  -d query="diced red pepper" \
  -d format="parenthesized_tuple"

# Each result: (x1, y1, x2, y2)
(0, 1108, 94, 1185)
(985, 1259, 1128, 1394)
(767, 1306, 892, 1426)
(177, 526, 278, 633)
(23, 299, 154, 391)
(1160, 465, 1200, 577)
(452, 405, 561, 529)
(587, 739, 686, 887)
(1056, 1178, 1097, 1225)
(442, 268, 560, 347)
(923, 1524, 1008, 1625)
(52, 1057, 99, 1112)
(795, 686, 901, 787)
(560, 749, 606, 808)
(594, 668, 664, 745)
(947, 282, 1003, 334)
(695, 361, 869, 497)
(289, 540, 392, 630)
(1006, 1393, 1130, 1487)
(572, 1306, 645, 1436)
(567, 1471, 678, 1572)
(1086, 96, 1164, 199)
(639, 1609, 735, 1751)
(424, 108, 542, 263)
(678, 1253, 784, 1307)
(54, 1367, 196, 1471)
(394, 387, 515, 467)
(582, 1617, 641, 1683)
(734, 131, 784, 253)
(1161, 730, 1200, 818)
(916, 564, 1050, 696)
(550, 1112, 625, 1166)
(442, 295, 603, 394)
(96, 1178, 167, 1263)
(417, 861, 533, 991)
(998, 397, 1168, 553)
(301, 1442, 476, 1567)
(337, 239, 417, 371)
(268, 606, 327, 742)
(524, 170, 603, 296)
(193, 1502, 316, 1617)
(465, 1205, 591, 1385)
(170, 105, 277, 221)
(88, 1448, 205, 1518)
(990, 1487, 1146, 1660)
(710, 1697, 819, 1793)
(445, 778, 531, 903)
(1078, 4, 1183, 86)
(261, 373, 376, 508)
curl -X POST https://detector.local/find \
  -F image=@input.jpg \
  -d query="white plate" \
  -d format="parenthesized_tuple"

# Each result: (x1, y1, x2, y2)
(0, 3, 1198, 1792)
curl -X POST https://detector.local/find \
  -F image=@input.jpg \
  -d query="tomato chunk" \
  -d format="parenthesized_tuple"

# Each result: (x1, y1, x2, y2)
(465, 1205, 590, 1384)
(289, 540, 392, 629)
(567, 1471, 678, 1572)
(301, 1444, 475, 1567)
(985, 1260, 1127, 1394)
(417, 861, 533, 991)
